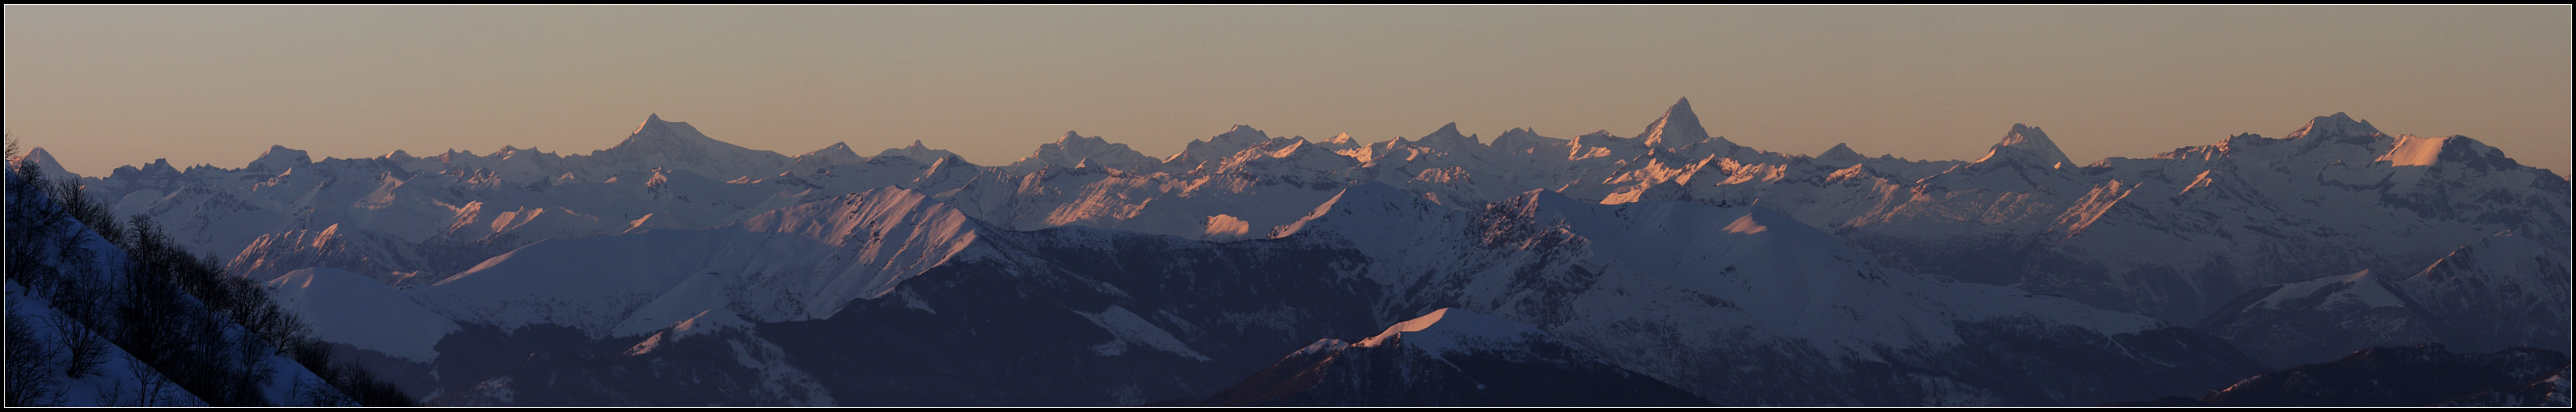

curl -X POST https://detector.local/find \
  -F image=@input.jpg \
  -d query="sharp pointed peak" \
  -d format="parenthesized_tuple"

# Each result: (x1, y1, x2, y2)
(14, 147, 74, 179)
(908, 140, 928, 149)
(2002, 124, 2051, 144)
(629, 113, 715, 141)
(1640, 97, 1711, 149)
(1976, 123, 2074, 167)
(1820, 143, 1864, 162)
(1423, 122, 1465, 137)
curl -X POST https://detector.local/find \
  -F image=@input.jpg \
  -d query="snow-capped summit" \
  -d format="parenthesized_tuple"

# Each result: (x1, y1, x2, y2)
(105, 158, 182, 182)
(2286, 112, 2383, 141)
(594, 114, 794, 181)
(1971, 124, 2075, 168)
(1639, 98, 1712, 149)
(1817, 143, 1866, 164)
(1489, 127, 1567, 155)
(14, 146, 79, 180)
(798, 142, 862, 163)
(876, 140, 961, 163)
(1169, 125, 1281, 170)
(1415, 122, 1478, 148)
(1009, 131, 1154, 174)
(789, 141, 866, 173)
(1314, 132, 1360, 150)
(247, 145, 313, 172)
(1212, 125, 1271, 146)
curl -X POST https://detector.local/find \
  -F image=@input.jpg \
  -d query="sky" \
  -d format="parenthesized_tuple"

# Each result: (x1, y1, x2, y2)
(6, 5, 2570, 178)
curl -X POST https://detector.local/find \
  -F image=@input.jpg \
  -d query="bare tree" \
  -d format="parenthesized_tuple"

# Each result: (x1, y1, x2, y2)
(41, 314, 108, 379)
(6, 312, 66, 406)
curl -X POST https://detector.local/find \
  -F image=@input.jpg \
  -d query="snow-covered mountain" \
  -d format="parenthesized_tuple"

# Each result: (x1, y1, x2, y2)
(2197, 230, 2572, 368)
(4, 170, 356, 406)
(251, 182, 2257, 406)
(42, 98, 2570, 406)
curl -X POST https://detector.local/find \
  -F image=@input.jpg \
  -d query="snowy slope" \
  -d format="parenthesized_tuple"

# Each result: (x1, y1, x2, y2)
(409, 187, 989, 338)
(264, 267, 459, 362)
(1274, 183, 2250, 406)
(6, 280, 208, 407)
(2201, 230, 2573, 368)
(3, 170, 354, 406)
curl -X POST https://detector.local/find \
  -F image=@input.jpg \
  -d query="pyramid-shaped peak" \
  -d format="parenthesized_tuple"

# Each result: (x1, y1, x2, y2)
(801, 141, 859, 159)
(2000, 124, 2049, 146)
(634, 113, 670, 133)
(15, 147, 76, 179)
(605, 113, 769, 162)
(1639, 97, 1711, 149)
(907, 140, 928, 149)
(1819, 143, 1865, 162)
(628, 113, 713, 141)
(1976, 124, 2075, 167)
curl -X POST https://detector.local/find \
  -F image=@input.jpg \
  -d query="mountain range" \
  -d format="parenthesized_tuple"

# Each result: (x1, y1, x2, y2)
(15, 98, 2566, 406)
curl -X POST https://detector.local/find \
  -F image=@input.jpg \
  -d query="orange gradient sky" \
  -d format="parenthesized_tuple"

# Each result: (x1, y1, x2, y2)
(6, 6, 2570, 176)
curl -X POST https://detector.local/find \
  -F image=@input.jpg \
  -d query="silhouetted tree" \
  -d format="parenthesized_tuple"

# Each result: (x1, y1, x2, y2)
(6, 312, 66, 406)
(5, 148, 418, 406)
